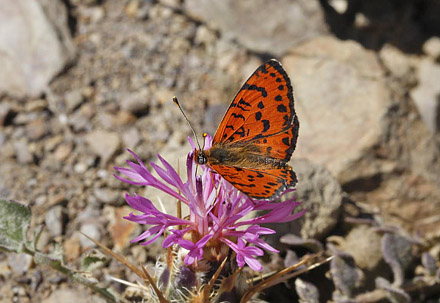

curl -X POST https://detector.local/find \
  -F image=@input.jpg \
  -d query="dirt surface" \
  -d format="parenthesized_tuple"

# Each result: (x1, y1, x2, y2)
(1, 0, 440, 302)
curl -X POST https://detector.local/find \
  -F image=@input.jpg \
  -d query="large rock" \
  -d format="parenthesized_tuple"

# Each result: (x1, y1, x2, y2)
(0, 0, 75, 98)
(282, 36, 391, 184)
(184, 0, 327, 56)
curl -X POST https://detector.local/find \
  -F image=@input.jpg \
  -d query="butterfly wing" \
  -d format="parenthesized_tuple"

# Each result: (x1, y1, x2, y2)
(210, 164, 297, 199)
(213, 59, 298, 163)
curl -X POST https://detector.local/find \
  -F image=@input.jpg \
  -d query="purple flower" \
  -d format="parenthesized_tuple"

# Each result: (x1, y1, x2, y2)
(114, 135, 305, 271)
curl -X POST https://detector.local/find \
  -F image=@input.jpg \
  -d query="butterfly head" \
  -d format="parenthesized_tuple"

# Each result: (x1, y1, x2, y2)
(194, 149, 207, 165)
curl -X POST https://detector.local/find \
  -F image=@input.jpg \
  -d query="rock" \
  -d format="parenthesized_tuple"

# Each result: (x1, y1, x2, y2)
(64, 89, 84, 113)
(270, 158, 343, 240)
(85, 130, 120, 163)
(70, 110, 93, 132)
(26, 119, 47, 140)
(283, 36, 391, 183)
(94, 187, 121, 205)
(379, 44, 416, 82)
(63, 233, 82, 262)
(0, 103, 12, 126)
(113, 110, 136, 126)
(120, 89, 150, 114)
(423, 36, 440, 60)
(14, 138, 33, 164)
(328, 0, 348, 14)
(410, 58, 440, 133)
(0, 0, 75, 97)
(184, 0, 327, 56)
(80, 223, 101, 248)
(7, 253, 33, 275)
(42, 289, 106, 303)
(25, 99, 48, 112)
(53, 142, 73, 161)
(45, 205, 64, 237)
(73, 162, 89, 174)
(108, 206, 138, 251)
(122, 127, 140, 149)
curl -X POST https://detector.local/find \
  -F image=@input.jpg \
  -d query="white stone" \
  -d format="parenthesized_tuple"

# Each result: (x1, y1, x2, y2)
(410, 58, 440, 133)
(0, 0, 75, 97)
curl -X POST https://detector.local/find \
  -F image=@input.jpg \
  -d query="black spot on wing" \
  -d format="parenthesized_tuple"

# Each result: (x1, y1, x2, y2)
(257, 101, 264, 109)
(283, 115, 299, 160)
(262, 120, 270, 132)
(277, 104, 287, 112)
(275, 95, 282, 101)
(258, 63, 269, 74)
(235, 126, 246, 138)
(242, 84, 268, 98)
(231, 113, 245, 121)
(255, 111, 262, 121)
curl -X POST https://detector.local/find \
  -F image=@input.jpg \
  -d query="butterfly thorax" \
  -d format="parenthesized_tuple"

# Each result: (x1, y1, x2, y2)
(195, 143, 291, 170)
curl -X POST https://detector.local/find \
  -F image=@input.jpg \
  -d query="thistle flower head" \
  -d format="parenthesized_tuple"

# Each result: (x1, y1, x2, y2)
(114, 135, 305, 271)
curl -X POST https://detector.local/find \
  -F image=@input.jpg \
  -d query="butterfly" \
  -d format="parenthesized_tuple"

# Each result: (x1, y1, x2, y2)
(194, 59, 299, 200)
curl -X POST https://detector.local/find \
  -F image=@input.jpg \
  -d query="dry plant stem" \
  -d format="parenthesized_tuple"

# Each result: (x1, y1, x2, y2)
(141, 265, 169, 303)
(81, 233, 146, 280)
(202, 256, 229, 299)
(83, 232, 170, 302)
(241, 253, 328, 303)
(280, 255, 334, 282)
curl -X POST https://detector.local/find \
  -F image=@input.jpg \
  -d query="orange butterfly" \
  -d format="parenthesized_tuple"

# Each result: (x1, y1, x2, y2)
(194, 59, 299, 200)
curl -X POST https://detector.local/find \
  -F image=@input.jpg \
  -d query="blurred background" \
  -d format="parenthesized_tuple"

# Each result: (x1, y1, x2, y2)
(0, 0, 439, 302)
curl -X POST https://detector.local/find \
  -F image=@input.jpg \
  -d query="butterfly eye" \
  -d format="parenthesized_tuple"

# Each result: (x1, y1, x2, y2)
(197, 152, 207, 165)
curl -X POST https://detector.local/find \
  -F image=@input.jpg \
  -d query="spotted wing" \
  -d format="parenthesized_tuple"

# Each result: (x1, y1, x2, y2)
(213, 59, 298, 162)
(210, 164, 297, 200)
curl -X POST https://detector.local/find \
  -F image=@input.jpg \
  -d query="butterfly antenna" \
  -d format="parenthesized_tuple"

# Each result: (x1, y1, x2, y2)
(202, 132, 208, 150)
(173, 96, 202, 150)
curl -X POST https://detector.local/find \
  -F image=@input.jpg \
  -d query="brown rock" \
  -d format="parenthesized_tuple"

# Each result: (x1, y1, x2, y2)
(26, 119, 47, 140)
(53, 142, 73, 161)
(108, 206, 138, 252)
(85, 130, 120, 163)
(64, 234, 81, 262)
